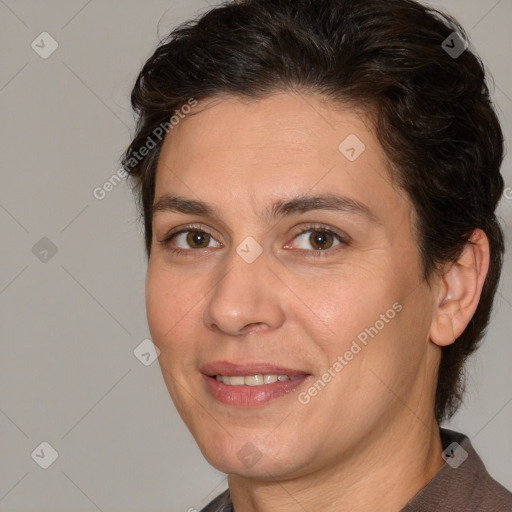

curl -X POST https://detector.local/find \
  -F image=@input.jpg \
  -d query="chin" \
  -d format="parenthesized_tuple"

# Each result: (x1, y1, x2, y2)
(193, 430, 306, 479)
(206, 452, 299, 480)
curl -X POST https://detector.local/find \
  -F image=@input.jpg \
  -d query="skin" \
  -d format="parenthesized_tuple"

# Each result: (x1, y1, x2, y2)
(145, 92, 489, 512)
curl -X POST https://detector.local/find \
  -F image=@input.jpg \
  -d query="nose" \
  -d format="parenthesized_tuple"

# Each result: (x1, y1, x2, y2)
(202, 244, 285, 337)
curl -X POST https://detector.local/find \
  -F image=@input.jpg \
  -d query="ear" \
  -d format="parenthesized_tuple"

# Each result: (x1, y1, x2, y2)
(430, 229, 490, 347)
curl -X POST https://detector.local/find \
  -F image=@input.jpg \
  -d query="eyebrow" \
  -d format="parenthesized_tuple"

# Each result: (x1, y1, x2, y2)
(152, 193, 380, 225)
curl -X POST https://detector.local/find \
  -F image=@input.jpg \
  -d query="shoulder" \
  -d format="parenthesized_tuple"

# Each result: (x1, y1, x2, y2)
(446, 428, 512, 510)
(402, 428, 512, 512)
(199, 489, 232, 512)
(474, 456, 512, 511)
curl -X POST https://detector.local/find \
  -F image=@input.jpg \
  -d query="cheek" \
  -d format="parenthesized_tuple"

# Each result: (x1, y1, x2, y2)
(305, 267, 422, 397)
(145, 267, 199, 399)
(298, 270, 398, 353)
(145, 273, 172, 341)
(145, 264, 198, 344)
(352, 290, 433, 409)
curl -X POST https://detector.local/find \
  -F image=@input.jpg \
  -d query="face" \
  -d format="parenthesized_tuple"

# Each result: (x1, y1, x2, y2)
(146, 92, 441, 479)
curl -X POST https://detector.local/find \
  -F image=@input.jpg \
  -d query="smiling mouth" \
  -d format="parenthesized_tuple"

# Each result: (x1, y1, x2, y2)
(202, 373, 311, 407)
(214, 374, 306, 386)
(200, 361, 312, 405)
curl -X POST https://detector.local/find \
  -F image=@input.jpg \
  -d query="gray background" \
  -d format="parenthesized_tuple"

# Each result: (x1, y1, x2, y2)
(0, 0, 510, 510)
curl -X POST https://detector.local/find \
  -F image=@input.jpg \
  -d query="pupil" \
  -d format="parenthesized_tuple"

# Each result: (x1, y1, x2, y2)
(188, 231, 209, 248)
(312, 231, 331, 250)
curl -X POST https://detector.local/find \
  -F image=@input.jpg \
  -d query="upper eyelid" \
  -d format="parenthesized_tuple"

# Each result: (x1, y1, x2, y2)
(162, 223, 221, 243)
(292, 227, 345, 240)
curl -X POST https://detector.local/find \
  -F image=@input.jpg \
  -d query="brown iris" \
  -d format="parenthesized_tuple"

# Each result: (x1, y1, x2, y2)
(308, 230, 334, 250)
(186, 231, 211, 249)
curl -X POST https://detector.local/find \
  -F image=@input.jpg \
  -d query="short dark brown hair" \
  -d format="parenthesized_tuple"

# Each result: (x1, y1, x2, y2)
(122, 0, 505, 423)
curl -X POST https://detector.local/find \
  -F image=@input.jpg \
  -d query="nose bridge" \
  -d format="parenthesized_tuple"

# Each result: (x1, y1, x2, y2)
(202, 240, 283, 335)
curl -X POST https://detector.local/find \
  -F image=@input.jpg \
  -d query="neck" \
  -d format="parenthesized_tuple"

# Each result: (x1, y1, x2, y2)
(228, 416, 444, 512)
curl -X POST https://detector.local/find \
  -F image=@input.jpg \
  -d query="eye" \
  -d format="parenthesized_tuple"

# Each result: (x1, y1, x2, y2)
(286, 225, 347, 254)
(160, 224, 222, 255)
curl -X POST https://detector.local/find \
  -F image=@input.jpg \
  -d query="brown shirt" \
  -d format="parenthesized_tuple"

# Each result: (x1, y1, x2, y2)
(199, 428, 512, 511)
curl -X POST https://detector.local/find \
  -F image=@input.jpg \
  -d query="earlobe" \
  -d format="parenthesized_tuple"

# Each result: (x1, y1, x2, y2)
(430, 229, 490, 347)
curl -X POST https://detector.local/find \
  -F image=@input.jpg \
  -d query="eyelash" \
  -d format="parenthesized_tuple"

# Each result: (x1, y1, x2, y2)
(160, 223, 348, 258)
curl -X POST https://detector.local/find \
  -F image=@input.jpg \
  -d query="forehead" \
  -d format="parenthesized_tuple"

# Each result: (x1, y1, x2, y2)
(158, 93, 374, 166)
(154, 92, 412, 228)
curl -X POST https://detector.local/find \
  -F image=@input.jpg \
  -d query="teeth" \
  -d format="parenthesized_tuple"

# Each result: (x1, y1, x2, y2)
(226, 375, 244, 385)
(245, 375, 264, 386)
(215, 374, 302, 386)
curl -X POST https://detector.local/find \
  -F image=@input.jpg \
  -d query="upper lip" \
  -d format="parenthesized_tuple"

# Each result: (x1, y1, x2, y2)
(200, 360, 311, 377)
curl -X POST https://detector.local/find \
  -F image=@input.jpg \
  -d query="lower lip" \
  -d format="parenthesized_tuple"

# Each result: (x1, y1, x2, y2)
(203, 374, 310, 406)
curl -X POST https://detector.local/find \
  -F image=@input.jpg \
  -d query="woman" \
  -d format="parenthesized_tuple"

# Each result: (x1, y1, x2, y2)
(122, 0, 512, 510)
